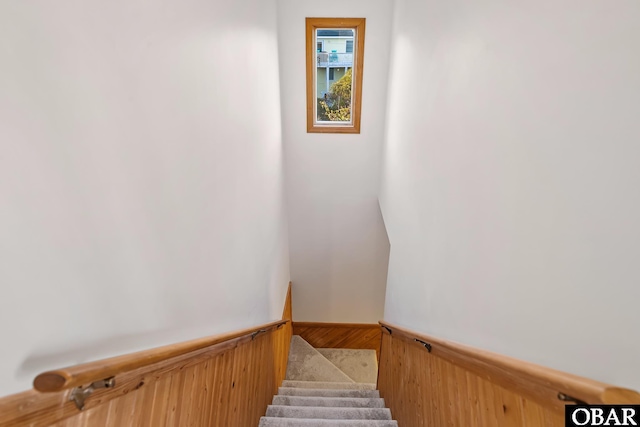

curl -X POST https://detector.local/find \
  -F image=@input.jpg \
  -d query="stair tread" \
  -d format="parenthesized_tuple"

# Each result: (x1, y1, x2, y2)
(316, 349, 378, 384)
(265, 405, 392, 420)
(273, 395, 385, 408)
(282, 380, 376, 390)
(259, 418, 398, 427)
(269, 338, 394, 426)
(286, 336, 355, 383)
(278, 387, 380, 398)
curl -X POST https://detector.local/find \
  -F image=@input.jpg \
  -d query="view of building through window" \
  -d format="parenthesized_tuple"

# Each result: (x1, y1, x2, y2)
(306, 18, 364, 133)
(315, 28, 354, 123)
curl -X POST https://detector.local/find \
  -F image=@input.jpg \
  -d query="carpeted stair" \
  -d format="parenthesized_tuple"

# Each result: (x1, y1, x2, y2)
(259, 336, 398, 427)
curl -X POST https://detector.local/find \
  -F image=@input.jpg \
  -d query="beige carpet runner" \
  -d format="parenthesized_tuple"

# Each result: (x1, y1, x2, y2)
(259, 336, 398, 427)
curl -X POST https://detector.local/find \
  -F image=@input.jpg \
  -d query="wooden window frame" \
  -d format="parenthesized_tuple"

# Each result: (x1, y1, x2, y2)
(306, 17, 366, 134)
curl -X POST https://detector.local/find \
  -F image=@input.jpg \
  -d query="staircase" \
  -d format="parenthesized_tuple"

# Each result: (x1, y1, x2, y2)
(259, 336, 398, 427)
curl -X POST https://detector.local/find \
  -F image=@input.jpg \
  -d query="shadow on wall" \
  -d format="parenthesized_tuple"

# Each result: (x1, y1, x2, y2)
(290, 198, 390, 322)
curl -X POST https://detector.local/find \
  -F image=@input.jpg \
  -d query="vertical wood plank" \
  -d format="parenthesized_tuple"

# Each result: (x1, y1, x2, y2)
(378, 332, 566, 427)
(209, 349, 234, 427)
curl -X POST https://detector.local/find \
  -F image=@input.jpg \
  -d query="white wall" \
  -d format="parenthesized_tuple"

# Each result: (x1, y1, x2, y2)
(380, 0, 640, 390)
(276, 0, 393, 322)
(0, 0, 289, 396)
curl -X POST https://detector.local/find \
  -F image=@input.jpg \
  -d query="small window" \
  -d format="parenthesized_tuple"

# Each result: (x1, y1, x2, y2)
(346, 40, 354, 53)
(306, 18, 366, 134)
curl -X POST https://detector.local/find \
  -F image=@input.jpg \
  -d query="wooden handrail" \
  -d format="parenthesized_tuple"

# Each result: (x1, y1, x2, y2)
(379, 320, 640, 405)
(34, 319, 289, 393)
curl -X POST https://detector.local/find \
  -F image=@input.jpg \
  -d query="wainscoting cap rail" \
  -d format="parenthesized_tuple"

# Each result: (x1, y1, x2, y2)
(33, 319, 289, 393)
(378, 320, 640, 405)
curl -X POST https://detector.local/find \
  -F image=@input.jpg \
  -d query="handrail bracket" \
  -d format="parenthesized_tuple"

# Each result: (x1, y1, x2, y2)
(557, 392, 587, 405)
(251, 329, 267, 340)
(69, 377, 115, 410)
(414, 338, 432, 353)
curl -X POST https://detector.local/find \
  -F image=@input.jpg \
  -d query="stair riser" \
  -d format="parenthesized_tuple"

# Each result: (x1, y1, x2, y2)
(273, 396, 386, 408)
(278, 387, 380, 398)
(265, 405, 392, 420)
(282, 381, 376, 390)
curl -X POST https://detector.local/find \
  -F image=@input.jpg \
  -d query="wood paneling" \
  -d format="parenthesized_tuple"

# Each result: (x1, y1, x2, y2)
(0, 282, 293, 427)
(377, 322, 640, 427)
(282, 283, 292, 322)
(277, 284, 293, 384)
(293, 322, 381, 359)
(34, 319, 287, 393)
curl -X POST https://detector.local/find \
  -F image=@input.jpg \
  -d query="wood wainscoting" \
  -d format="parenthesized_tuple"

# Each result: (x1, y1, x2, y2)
(0, 283, 293, 427)
(293, 322, 382, 359)
(377, 320, 640, 427)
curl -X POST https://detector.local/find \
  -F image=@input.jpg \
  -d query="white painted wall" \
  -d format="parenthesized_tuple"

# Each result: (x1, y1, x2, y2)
(276, 0, 393, 322)
(0, 0, 289, 396)
(380, 0, 640, 390)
